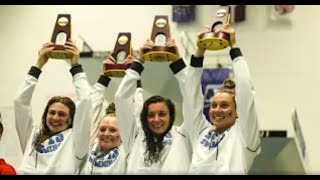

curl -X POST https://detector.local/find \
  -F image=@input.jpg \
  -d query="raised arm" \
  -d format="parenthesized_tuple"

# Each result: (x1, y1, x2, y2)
(14, 42, 54, 153)
(134, 80, 144, 128)
(114, 57, 142, 156)
(65, 40, 92, 159)
(89, 75, 111, 139)
(180, 30, 212, 144)
(221, 25, 260, 150)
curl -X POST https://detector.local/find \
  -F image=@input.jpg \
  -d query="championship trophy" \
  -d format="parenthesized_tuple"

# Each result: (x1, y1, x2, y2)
(104, 32, 133, 78)
(197, 6, 231, 51)
(141, 15, 178, 62)
(49, 14, 72, 59)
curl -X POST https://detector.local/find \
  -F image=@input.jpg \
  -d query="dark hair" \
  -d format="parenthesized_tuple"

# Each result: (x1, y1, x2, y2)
(0, 121, 3, 134)
(33, 96, 75, 151)
(140, 95, 175, 166)
(216, 78, 236, 107)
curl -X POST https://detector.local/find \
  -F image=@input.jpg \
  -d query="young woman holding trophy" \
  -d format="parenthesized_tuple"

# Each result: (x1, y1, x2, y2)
(114, 38, 192, 175)
(14, 40, 93, 175)
(175, 23, 261, 174)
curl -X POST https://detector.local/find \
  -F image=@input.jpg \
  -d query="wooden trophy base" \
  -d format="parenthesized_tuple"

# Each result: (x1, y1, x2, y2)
(197, 32, 230, 51)
(141, 46, 178, 62)
(104, 64, 131, 78)
(49, 45, 72, 60)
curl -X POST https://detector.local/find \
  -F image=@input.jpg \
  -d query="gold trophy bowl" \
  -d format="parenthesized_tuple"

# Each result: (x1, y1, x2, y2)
(104, 63, 131, 77)
(197, 6, 231, 51)
(197, 30, 230, 51)
(141, 46, 178, 62)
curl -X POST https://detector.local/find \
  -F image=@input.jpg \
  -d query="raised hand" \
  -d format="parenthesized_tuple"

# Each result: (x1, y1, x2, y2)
(36, 42, 54, 69)
(65, 39, 80, 65)
(219, 24, 237, 49)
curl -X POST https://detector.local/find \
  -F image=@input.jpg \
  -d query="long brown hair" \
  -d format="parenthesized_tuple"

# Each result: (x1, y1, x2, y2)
(140, 95, 175, 166)
(33, 96, 75, 151)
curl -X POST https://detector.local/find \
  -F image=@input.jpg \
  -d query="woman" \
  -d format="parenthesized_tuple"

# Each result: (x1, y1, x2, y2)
(175, 25, 261, 174)
(80, 103, 126, 175)
(114, 39, 192, 175)
(80, 54, 144, 175)
(14, 40, 92, 175)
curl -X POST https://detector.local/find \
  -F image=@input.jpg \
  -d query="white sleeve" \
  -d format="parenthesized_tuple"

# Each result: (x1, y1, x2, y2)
(89, 82, 110, 142)
(13, 74, 37, 153)
(72, 72, 92, 159)
(181, 56, 211, 145)
(232, 56, 260, 150)
(114, 63, 141, 157)
(133, 87, 144, 128)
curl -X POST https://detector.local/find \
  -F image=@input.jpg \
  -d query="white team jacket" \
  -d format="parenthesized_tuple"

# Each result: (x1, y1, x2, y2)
(14, 68, 92, 175)
(115, 62, 192, 175)
(80, 75, 144, 175)
(176, 50, 261, 175)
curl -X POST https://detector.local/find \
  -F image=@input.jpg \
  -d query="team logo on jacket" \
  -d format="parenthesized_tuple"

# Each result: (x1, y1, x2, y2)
(38, 133, 64, 153)
(89, 148, 119, 167)
(142, 132, 172, 146)
(200, 130, 227, 150)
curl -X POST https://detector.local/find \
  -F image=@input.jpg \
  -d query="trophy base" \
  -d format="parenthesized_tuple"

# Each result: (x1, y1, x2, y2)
(104, 64, 131, 78)
(141, 46, 178, 62)
(49, 50, 72, 60)
(197, 32, 230, 51)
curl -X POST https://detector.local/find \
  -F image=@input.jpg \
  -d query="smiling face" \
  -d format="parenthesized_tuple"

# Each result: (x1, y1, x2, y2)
(97, 116, 121, 151)
(147, 102, 171, 136)
(45, 102, 71, 134)
(209, 92, 237, 134)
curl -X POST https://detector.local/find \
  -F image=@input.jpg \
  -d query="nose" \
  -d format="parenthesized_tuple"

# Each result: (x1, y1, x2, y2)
(52, 113, 60, 121)
(103, 129, 111, 136)
(154, 114, 161, 121)
(212, 105, 222, 113)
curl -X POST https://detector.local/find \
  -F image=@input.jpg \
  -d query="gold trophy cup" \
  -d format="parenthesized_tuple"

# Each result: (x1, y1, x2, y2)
(197, 6, 231, 51)
(104, 32, 133, 78)
(49, 14, 72, 59)
(141, 15, 178, 62)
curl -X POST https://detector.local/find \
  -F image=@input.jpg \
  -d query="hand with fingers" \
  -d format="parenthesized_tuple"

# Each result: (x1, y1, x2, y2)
(165, 38, 180, 61)
(64, 39, 80, 65)
(219, 24, 237, 49)
(195, 27, 211, 57)
(138, 39, 155, 63)
(36, 42, 55, 69)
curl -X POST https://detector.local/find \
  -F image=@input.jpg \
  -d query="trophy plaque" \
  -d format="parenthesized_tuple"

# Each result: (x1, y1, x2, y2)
(141, 15, 178, 62)
(197, 6, 231, 51)
(49, 14, 72, 59)
(104, 32, 133, 78)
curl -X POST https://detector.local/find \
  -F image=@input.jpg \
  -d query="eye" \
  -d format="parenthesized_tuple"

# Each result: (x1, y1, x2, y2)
(148, 113, 155, 118)
(109, 127, 118, 133)
(48, 111, 56, 115)
(220, 102, 229, 109)
(211, 103, 217, 108)
(158, 111, 168, 117)
(58, 112, 67, 117)
(99, 127, 106, 132)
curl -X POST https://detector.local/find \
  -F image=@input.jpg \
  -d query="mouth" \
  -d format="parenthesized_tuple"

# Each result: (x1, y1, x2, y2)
(151, 123, 164, 129)
(50, 122, 64, 128)
(100, 137, 115, 143)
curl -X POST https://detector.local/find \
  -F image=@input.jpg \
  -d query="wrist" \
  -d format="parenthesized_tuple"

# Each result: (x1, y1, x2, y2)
(194, 48, 205, 58)
(71, 63, 80, 67)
